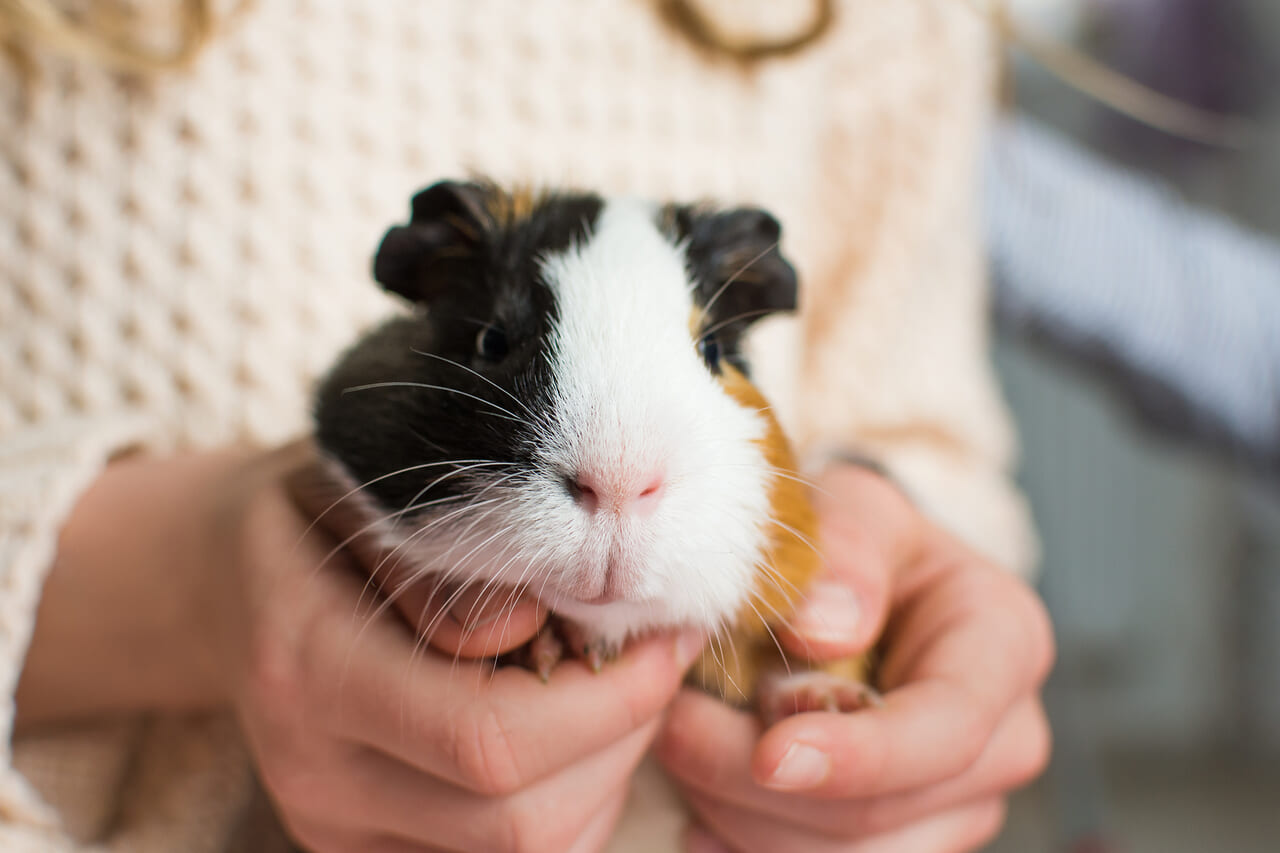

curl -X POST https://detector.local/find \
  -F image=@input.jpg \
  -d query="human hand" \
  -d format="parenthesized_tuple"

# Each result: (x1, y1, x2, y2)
(19, 437, 698, 850)
(656, 464, 1054, 853)
(207, 441, 706, 852)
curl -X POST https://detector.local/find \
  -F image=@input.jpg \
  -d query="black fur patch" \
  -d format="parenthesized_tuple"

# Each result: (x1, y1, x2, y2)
(315, 183, 603, 515)
(315, 186, 799, 518)
(662, 204, 798, 375)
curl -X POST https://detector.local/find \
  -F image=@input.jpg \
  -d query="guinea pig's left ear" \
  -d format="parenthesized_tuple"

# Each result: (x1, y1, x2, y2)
(373, 180, 496, 304)
(671, 206, 799, 333)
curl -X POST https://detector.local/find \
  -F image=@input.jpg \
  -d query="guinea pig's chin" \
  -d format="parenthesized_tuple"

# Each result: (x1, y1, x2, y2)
(547, 562, 751, 640)
(550, 595, 726, 643)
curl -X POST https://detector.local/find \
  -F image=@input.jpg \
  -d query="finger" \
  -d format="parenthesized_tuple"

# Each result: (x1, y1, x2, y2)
(777, 465, 915, 662)
(753, 567, 1051, 797)
(292, 720, 656, 852)
(847, 799, 1006, 853)
(655, 688, 761, 794)
(775, 575, 878, 662)
(394, 579, 548, 659)
(684, 823, 738, 853)
(314, 588, 704, 793)
(249, 495, 702, 796)
(564, 787, 632, 853)
(685, 793, 1006, 853)
(369, 841, 451, 853)
(356, 837, 446, 853)
(416, 720, 650, 852)
(284, 445, 545, 656)
(301, 830, 456, 853)
(836, 697, 1049, 837)
(279, 819, 438, 853)
(662, 693, 1048, 838)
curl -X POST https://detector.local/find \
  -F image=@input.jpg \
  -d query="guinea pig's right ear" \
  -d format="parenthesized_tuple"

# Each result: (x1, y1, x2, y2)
(373, 180, 495, 303)
(667, 204, 799, 335)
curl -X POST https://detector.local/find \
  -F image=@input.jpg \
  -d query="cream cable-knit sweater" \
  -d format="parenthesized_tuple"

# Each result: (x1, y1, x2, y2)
(0, 1, 1035, 850)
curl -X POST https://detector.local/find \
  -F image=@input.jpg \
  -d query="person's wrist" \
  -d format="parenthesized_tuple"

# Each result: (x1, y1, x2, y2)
(105, 448, 255, 711)
(16, 449, 254, 726)
(182, 448, 262, 708)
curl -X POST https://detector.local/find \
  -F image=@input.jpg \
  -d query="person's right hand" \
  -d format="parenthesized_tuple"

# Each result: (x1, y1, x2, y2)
(131, 440, 702, 853)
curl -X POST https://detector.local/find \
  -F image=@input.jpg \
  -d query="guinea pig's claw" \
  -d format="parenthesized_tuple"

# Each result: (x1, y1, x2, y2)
(528, 625, 564, 682)
(584, 643, 609, 674)
(757, 671, 882, 727)
(557, 621, 617, 673)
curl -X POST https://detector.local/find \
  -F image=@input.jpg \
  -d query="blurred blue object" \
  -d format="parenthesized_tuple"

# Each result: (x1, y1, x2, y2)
(985, 117, 1280, 481)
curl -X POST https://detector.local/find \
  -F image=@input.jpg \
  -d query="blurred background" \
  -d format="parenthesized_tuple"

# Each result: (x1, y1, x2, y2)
(987, 1, 1279, 851)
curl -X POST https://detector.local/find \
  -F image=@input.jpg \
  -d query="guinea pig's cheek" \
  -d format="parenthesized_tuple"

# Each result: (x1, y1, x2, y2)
(658, 459, 770, 616)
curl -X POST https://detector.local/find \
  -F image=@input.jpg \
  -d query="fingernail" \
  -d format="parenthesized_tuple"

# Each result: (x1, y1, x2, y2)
(674, 629, 706, 668)
(793, 582, 861, 644)
(765, 742, 830, 791)
(684, 824, 734, 853)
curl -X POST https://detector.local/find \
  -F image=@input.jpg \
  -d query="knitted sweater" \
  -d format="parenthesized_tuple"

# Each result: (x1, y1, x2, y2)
(0, 1, 1034, 850)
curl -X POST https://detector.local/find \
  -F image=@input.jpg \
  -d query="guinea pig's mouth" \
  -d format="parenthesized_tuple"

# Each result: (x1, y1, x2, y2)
(534, 547, 648, 609)
(563, 558, 632, 604)
(569, 549, 645, 604)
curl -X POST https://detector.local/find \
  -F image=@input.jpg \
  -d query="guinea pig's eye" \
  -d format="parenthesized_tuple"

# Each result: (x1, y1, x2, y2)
(475, 325, 509, 361)
(697, 333, 722, 373)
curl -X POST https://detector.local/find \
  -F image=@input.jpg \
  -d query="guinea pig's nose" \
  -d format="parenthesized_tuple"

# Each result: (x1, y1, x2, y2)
(566, 470, 665, 517)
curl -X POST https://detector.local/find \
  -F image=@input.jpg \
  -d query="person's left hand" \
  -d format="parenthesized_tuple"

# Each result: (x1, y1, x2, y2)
(655, 464, 1055, 853)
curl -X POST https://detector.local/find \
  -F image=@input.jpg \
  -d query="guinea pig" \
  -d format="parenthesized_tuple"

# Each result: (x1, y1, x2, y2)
(313, 180, 873, 717)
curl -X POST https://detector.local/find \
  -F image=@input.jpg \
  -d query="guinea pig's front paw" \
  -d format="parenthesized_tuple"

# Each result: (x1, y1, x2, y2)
(518, 616, 622, 680)
(757, 670, 883, 727)
(557, 619, 622, 673)
(525, 621, 565, 682)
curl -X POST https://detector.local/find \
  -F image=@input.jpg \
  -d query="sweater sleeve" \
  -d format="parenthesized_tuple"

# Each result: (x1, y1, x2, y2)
(0, 413, 159, 840)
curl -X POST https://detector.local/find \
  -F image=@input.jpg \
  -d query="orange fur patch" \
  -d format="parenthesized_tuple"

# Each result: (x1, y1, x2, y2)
(715, 365, 823, 634)
(687, 364, 870, 704)
(459, 181, 543, 232)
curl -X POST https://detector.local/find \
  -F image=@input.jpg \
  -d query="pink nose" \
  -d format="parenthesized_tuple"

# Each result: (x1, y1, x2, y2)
(569, 470, 665, 517)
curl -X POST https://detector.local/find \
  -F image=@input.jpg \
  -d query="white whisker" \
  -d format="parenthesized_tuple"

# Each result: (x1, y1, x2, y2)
(411, 348, 538, 420)
(341, 381, 533, 426)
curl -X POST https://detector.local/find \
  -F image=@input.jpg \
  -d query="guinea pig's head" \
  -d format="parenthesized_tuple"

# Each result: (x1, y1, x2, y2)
(315, 180, 798, 645)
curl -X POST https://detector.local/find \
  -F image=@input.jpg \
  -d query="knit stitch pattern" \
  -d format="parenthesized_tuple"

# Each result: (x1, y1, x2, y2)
(1, 1, 1031, 849)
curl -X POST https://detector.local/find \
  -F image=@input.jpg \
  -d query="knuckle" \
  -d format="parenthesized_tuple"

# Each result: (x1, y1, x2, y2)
(451, 706, 526, 796)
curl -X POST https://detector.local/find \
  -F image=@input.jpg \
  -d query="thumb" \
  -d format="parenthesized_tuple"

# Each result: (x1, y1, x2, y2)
(284, 438, 549, 658)
(775, 568, 884, 661)
(406, 581, 548, 659)
(776, 466, 906, 661)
